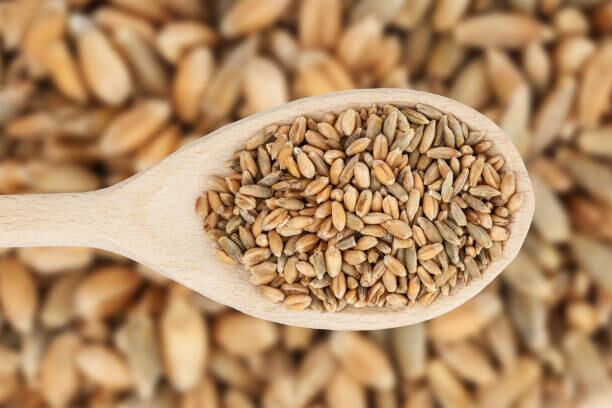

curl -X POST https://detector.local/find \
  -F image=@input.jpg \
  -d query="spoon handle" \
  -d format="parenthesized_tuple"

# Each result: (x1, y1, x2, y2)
(0, 191, 115, 248)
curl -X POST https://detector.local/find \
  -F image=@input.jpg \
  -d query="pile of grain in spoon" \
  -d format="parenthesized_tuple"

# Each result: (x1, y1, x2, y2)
(197, 103, 523, 312)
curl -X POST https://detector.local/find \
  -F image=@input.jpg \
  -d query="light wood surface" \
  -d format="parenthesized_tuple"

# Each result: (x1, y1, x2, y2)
(0, 89, 534, 330)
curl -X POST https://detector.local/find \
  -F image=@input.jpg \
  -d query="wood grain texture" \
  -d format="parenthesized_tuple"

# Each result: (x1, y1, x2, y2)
(0, 89, 534, 330)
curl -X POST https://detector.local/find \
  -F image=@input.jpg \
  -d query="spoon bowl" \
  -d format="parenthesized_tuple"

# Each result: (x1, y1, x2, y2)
(0, 89, 534, 330)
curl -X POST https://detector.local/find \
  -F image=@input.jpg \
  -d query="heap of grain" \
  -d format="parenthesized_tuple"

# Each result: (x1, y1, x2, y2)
(199, 103, 522, 311)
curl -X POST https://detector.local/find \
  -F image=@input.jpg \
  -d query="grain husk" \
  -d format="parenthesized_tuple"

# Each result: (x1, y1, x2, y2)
(104, 101, 171, 156)
(221, 0, 291, 38)
(428, 292, 502, 342)
(156, 21, 216, 63)
(330, 332, 395, 389)
(40, 333, 81, 407)
(160, 287, 208, 391)
(427, 360, 474, 408)
(74, 265, 142, 320)
(115, 312, 162, 399)
(174, 58, 214, 121)
(76, 345, 133, 390)
(214, 312, 278, 356)
(71, 15, 132, 105)
(0, 258, 37, 333)
(455, 13, 553, 49)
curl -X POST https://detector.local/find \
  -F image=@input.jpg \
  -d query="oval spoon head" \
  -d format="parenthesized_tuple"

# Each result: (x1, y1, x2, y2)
(106, 89, 534, 330)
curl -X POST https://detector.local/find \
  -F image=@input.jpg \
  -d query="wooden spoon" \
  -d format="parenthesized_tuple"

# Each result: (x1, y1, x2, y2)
(0, 89, 534, 330)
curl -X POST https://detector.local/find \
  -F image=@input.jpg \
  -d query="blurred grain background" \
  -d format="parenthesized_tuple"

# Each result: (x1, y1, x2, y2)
(0, 0, 612, 407)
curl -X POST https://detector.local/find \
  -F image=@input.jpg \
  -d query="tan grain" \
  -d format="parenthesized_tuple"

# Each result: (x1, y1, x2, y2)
(71, 15, 132, 105)
(76, 345, 133, 390)
(74, 265, 142, 320)
(330, 332, 395, 389)
(160, 287, 208, 391)
(0, 258, 37, 333)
